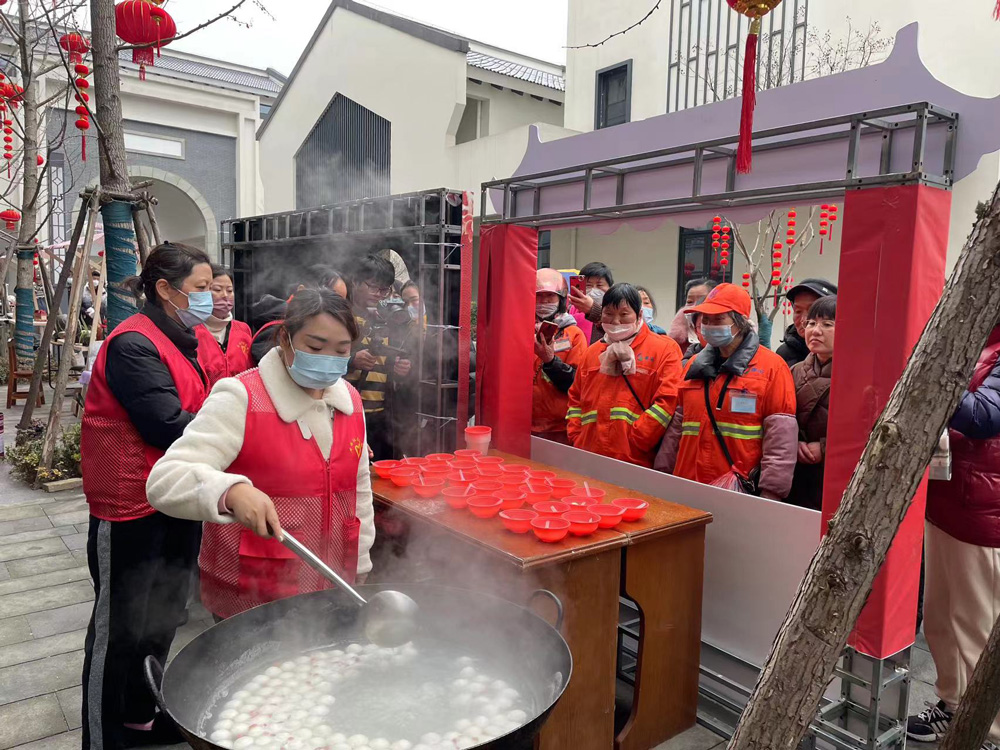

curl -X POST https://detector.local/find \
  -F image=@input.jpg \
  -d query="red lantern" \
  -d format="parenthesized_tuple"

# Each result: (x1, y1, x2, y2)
(742, 273, 751, 280)
(712, 241, 721, 249)
(721, 258, 729, 267)
(76, 117, 91, 161)
(773, 251, 783, 259)
(742, 281, 750, 288)
(712, 233, 721, 241)
(773, 242, 783, 250)
(75, 64, 90, 77)
(787, 210, 797, 219)
(37, 154, 44, 166)
(75, 105, 88, 117)
(59, 33, 91, 64)
(0, 208, 20, 230)
(75, 78, 90, 90)
(115, 0, 177, 81)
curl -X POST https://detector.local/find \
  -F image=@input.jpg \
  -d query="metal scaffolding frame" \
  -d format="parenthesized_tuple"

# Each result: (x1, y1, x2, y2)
(481, 102, 957, 229)
(221, 188, 470, 455)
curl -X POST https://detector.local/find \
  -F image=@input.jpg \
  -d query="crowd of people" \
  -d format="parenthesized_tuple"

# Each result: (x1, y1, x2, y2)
(531, 262, 838, 509)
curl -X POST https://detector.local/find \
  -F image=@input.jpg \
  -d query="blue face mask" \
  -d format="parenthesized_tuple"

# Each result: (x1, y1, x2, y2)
(642, 308, 655, 325)
(287, 349, 350, 390)
(173, 288, 214, 328)
(701, 323, 735, 349)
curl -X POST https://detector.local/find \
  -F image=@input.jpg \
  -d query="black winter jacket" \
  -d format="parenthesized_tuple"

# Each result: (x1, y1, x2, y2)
(105, 304, 206, 451)
(775, 324, 809, 367)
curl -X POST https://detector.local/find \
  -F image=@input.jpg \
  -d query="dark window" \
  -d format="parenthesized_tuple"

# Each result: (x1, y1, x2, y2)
(676, 227, 732, 309)
(295, 93, 390, 209)
(537, 231, 551, 269)
(595, 61, 632, 130)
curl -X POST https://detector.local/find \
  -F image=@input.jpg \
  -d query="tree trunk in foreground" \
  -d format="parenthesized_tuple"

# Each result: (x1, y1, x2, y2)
(939, 614, 1000, 750)
(90, 0, 138, 331)
(728, 182, 1000, 750)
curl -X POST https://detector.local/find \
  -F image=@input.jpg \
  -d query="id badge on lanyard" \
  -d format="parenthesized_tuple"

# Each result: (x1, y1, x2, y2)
(730, 389, 758, 415)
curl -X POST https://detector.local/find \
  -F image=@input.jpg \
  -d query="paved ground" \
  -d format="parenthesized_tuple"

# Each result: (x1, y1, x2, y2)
(0, 398, 941, 750)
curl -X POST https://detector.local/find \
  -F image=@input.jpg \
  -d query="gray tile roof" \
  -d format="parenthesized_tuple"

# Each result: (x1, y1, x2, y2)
(466, 50, 565, 92)
(117, 50, 282, 95)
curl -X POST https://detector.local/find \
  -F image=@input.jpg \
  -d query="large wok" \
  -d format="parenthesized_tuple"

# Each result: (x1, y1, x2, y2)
(146, 584, 572, 750)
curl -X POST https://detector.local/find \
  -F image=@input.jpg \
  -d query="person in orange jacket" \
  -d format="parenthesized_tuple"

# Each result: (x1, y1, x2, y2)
(567, 283, 683, 468)
(654, 283, 798, 499)
(533, 269, 589, 443)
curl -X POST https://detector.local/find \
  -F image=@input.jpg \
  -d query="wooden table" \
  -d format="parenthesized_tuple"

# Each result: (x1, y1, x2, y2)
(371, 453, 712, 750)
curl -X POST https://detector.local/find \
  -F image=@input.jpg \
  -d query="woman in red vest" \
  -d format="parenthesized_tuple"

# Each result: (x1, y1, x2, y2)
(80, 242, 214, 750)
(196, 265, 254, 385)
(146, 287, 375, 621)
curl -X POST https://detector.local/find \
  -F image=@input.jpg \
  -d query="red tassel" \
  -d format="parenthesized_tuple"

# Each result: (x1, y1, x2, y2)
(819, 238, 824, 255)
(994, 0, 1000, 20)
(140, 64, 146, 82)
(736, 19, 760, 175)
(81, 134, 86, 162)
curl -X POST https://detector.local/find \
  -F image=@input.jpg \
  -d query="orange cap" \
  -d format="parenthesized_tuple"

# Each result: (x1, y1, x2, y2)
(686, 283, 752, 318)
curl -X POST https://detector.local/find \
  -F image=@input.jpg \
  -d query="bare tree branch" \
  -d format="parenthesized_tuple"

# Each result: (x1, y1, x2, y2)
(117, 0, 253, 52)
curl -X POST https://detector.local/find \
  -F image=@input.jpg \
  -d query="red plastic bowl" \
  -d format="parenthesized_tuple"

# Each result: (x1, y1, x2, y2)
(527, 470, 557, 483)
(569, 487, 606, 506)
(422, 465, 451, 479)
(447, 470, 479, 488)
(450, 459, 479, 472)
(467, 495, 503, 519)
(443, 487, 473, 509)
(477, 465, 504, 477)
(426, 453, 454, 463)
(612, 498, 650, 521)
(474, 455, 505, 466)
(502, 464, 531, 475)
(499, 509, 537, 534)
(533, 501, 571, 518)
(590, 503, 626, 529)
(563, 510, 601, 536)
(524, 484, 552, 504)
(389, 467, 419, 487)
(402, 457, 429, 468)
(471, 480, 503, 495)
(494, 489, 526, 511)
(453, 449, 482, 459)
(499, 473, 527, 486)
(531, 517, 570, 543)
(549, 479, 577, 499)
(412, 477, 445, 498)
(372, 460, 401, 479)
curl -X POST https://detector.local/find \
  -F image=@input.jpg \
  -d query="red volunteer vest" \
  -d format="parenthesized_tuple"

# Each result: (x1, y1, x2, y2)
(82, 313, 208, 521)
(196, 321, 254, 386)
(199, 368, 367, 619)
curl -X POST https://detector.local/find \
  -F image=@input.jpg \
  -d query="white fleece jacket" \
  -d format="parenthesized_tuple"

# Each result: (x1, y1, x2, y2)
(145, 348, 376, 575)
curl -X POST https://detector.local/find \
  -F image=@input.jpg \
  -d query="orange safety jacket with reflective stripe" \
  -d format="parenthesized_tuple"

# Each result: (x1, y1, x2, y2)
(672, 339, 796, 486)
(566, 324, 683, 468)
(532, 323, 589, 436)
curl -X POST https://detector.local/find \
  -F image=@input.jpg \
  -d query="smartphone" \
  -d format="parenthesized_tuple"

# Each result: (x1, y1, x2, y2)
(569, 275, 586, 297)
(539, 321, 559, 341)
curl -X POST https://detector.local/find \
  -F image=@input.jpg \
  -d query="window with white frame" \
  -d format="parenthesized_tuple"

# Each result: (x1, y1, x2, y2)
(124, 132, 185, 159)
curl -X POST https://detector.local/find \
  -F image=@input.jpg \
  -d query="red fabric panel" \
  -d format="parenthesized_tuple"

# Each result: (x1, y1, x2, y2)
(822, 184, 951, 658)
(455, 193, 474, 447)
(476, 224, 538, 457)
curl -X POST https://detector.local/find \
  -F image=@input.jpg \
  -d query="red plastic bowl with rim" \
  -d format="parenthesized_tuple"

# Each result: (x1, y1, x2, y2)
(499, 474, 527, 486)
(590, 503, 626, 529)
(412, 477, 445, 498)
(372, 460, 401, 479)
(450, 459, 479, 472)
(569, 487, 606, 506)
(477, 465, 504, 477)
(443, 487, 473, 509)
(500, 509, 537, 534)
(502, 464, 531, 475)
(531, 517, 570, 543)
(527, 470, 557, 483)
(467, 495, 503, 519)
(563, 510, 601, 536)
(402, 457, 429, 468)
(426, 453, 454, 463)
(446, 471, 479, 488)
(471, 480, 503, 495)
(422, 464, 451, 478)
(524, 484, 552, 504)
(389, 467, 419, 487)
(549, 479, 577, 499)
(612, 498, 650, 521)
(494, 489, 526, 511)
(453, 449, 482, 459)
(533, 501, 571, 518)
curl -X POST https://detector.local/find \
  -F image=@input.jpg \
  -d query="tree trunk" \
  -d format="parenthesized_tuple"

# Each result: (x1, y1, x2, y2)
(756, 312, 774, 350)
(90, 0, 138, 331)
(13, 0, 40, 371)
(939, 613, 1000, 750)
(728, 182, 1000, 750)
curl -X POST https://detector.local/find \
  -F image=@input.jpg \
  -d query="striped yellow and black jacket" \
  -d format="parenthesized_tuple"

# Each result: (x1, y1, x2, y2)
(346, 311, 391, 414)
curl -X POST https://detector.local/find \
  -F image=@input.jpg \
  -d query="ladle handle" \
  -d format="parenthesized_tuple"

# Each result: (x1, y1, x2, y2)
(528, 589, 565, 630)
(278, 528, 368, 608)
(143, 655, 168, 714)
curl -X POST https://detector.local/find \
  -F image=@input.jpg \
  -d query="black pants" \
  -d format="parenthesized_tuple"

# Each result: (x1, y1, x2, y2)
(366, 408, 395, 461)
(81, 513, 202, 750)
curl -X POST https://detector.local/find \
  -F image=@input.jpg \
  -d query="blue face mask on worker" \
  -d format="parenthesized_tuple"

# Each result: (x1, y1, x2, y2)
(172, 288, 214, 328)
(642, 308, 655, 325)
(701, 323, 735, 348)
(287, 349, 350, 390)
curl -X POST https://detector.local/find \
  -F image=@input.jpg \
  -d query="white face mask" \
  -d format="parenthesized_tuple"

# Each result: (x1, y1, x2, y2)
(536, 302, 559, 320)
(605, 322, 639, 342)
(587, 288, 606, 303)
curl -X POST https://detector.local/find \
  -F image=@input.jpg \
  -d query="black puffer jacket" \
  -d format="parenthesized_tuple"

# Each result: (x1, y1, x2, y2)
(104, 303, 206, 451)
(775, 324, 809, 367)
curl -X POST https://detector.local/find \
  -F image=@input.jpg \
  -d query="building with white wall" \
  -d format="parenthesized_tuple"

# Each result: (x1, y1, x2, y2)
(547, 0, 1000, 334)
(257, 0, 569, 216)
(46, 48, 283, 260)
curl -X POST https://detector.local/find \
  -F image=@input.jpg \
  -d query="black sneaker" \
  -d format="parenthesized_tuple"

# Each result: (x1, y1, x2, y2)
(906, 700, 953, 742)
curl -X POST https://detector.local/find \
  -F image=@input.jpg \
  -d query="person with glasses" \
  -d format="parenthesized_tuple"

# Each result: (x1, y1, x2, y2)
(346, 254, 412, 459)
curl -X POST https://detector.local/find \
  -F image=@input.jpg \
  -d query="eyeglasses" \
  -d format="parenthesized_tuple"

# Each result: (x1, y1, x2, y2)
(362, 281, 392, 298)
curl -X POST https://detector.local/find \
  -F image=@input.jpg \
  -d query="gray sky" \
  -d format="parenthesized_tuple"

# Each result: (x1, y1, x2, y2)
(167, 0, 569, 74)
